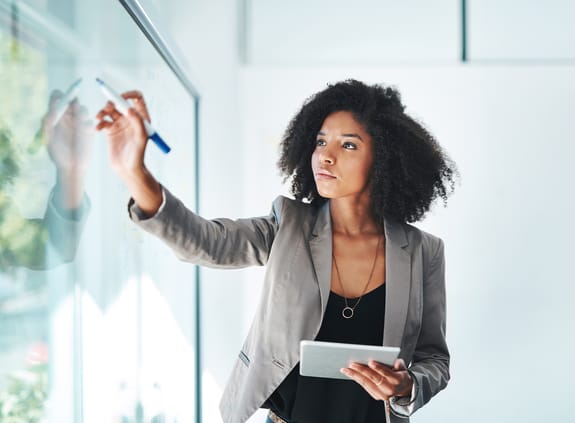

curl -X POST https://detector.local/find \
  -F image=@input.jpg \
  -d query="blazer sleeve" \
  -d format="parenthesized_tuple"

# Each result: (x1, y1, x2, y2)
(393, 238, 450, 417)
(128, 186, 282, 269)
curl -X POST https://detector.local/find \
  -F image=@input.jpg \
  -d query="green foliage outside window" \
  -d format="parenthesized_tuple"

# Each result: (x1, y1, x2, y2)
(0, 28, 50, 422)
(0, 30, 50, 273)
(0, 364, 48, 423)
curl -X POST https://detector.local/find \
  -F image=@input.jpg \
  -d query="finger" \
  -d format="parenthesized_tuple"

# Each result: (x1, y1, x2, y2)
(122, 89, 144, 101)
(95, 106, 121, 128)
(67, 101, 91, 125)
(341, 367, 387, 401)
(60, 99, 79, 122)
(95, 108, 108, 121)
(95, 120, 113, 131)
(369, 360, 392, 372)
(121, 90, 151, 122)
(350, 362, 384, 385)
(76, 104, 93, 127)
(105, 101, 124, 118)
(97, 100, 120, 115)
(392, 358, 407, 371)
(349, 363, 393, 395)
(369, 360, 404, 377)
(369, 361, 404, 389)
(103, 107, 122, 122)
(371, 359, 413, 398)
(68, 99, 83, 115)
(95, 105, 114, 123)
(368, 361, 398, 380)
(357, 362, 405, 396)
(126, 108, 148, 141)
(42, 90, 65, 129)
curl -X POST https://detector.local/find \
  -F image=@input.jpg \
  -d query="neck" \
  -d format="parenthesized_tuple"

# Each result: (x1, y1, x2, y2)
(329, 196, 380, 236)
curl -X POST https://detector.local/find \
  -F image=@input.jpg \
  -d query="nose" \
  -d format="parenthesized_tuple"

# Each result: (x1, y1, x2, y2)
(319, 147, 335, 165)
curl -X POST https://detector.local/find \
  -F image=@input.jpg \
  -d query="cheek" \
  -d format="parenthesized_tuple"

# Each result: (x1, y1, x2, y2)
(310, 150, 319, 168)
(355, 160, 373, 186)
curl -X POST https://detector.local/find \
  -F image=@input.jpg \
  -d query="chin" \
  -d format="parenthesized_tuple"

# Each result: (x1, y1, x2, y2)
(314, 183, 336, 199)
(317, 190, 337, 199)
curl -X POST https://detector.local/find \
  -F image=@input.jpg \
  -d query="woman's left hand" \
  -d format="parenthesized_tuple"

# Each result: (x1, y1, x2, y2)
(341, 358, 413, 401)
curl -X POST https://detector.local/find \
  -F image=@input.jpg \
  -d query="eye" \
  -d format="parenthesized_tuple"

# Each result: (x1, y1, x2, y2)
(315, 139, 326, 147)
(343, 141, 357, 150)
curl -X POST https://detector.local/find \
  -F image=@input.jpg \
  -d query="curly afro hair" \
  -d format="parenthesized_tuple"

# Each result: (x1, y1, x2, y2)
(277, 79, 457, 224)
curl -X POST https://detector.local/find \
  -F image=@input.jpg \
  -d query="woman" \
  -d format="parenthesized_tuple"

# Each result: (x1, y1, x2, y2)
(96, 79, 456, 423)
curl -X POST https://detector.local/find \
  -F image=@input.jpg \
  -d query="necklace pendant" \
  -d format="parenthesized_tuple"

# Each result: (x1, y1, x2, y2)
(342, 306, 354, 319)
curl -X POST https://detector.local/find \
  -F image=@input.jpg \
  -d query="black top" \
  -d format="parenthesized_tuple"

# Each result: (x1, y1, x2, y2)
(263, 283, 387, 423)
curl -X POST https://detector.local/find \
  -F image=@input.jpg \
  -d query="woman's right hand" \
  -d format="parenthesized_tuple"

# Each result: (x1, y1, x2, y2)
(95, 90, 162, 216)
(95, 90, 150, 180)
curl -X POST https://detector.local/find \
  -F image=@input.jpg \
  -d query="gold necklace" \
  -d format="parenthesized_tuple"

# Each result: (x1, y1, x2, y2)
(332, 235, 382, 319)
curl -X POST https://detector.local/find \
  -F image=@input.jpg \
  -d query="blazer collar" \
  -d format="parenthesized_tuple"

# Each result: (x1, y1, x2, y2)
(382, 219, 412, 349)
(308, 202, 412, 349)
(308, 201, 332, 313)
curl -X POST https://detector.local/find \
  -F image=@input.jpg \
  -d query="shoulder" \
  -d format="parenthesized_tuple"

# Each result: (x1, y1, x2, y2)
(271, 195, 320, 223)
(402, 222, 444, 260)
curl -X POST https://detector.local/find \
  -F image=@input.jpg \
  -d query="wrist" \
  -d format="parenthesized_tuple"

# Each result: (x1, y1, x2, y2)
(55, 172, 85, 210)
(395, 371, 414, 398)
(119, 163, 147, 183)
(396, 386, 412, 399)
(124, 167, 162, 216)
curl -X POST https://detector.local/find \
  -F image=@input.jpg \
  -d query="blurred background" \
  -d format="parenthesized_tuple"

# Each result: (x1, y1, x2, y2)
(0, 0, 574, 422)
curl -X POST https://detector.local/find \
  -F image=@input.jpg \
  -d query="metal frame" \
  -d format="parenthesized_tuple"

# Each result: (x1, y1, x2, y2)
(118, 0, 201, 99)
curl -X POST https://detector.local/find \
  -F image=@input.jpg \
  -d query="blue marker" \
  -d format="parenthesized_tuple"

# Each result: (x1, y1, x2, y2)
(52, 78, 82, 127)
(95, 78, 171, 154)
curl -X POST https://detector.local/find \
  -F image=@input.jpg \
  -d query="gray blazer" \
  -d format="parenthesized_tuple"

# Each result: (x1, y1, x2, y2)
(130, 188, 450, 423)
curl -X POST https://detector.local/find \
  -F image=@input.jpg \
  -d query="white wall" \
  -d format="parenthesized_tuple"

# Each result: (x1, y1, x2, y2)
(247, 0, 460, 64)
(468, 0, 575, 60)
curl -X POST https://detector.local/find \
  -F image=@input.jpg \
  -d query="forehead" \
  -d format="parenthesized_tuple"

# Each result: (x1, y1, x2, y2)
(319, 111, 368, 135)
(321, 110, 365, 132)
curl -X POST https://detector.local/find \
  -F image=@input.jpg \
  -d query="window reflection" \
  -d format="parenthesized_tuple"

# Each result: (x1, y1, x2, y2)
(0, 1, 198, 421)
(0, 14, 89, 419)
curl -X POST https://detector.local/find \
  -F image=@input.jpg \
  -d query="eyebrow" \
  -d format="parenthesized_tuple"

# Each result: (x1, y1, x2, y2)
(317, 131, 364, 142)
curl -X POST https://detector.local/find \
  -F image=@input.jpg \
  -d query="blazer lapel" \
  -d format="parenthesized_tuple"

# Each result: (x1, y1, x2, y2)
(308, 201, 332, 315)
(307, 204, 412, 347)
(383, 219, 412, 348)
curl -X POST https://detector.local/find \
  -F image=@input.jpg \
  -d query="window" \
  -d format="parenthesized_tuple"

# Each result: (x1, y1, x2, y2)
(0, 1, 199, 421)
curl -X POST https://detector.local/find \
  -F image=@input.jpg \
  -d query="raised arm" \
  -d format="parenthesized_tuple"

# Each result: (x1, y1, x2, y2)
(129, 188, 282, 268)
(95, 90, 283, 268)
(95, 90, 162, 217)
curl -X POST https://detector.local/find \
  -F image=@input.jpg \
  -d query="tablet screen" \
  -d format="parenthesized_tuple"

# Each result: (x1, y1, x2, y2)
(300, 340, 400, 380)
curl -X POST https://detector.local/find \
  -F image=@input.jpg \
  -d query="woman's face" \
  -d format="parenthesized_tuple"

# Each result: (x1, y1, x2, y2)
(311, 110, 374, 201)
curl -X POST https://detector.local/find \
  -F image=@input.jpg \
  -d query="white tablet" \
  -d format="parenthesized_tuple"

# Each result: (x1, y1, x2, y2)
(299, 340, 400, 380)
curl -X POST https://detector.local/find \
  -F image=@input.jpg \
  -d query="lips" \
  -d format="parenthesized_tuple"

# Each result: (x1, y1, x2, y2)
(315, 170, 337, 180)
